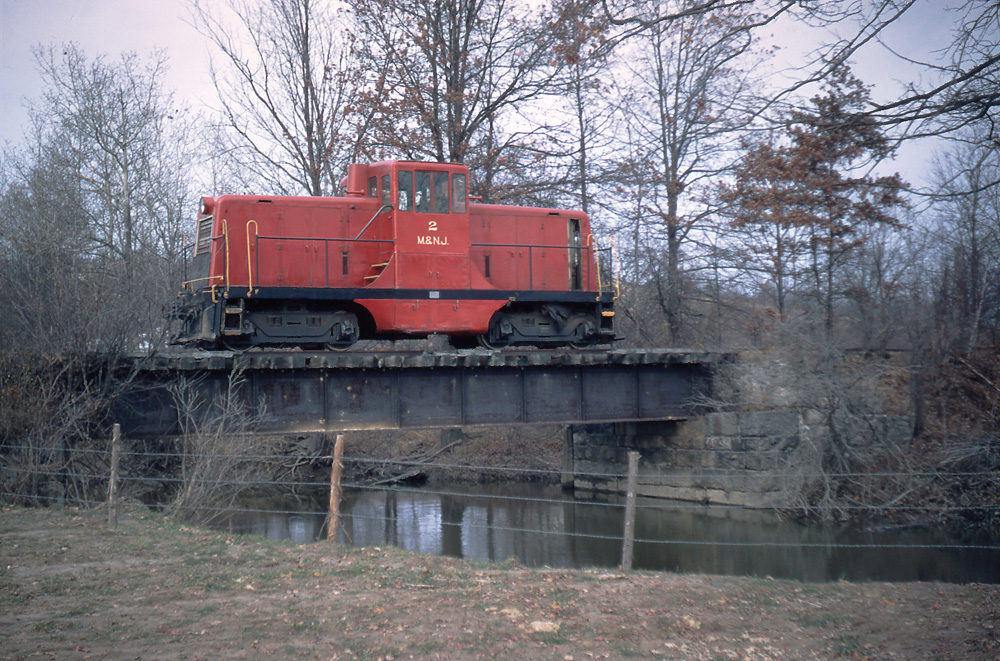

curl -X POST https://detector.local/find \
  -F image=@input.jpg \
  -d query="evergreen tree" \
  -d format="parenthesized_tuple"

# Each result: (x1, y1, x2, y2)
(723, 65, 908, 335)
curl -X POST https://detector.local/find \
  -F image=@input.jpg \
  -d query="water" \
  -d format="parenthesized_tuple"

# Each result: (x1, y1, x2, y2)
(212, 482, 1000, 584)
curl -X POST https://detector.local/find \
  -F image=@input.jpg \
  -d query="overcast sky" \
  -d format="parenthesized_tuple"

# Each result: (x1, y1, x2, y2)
(1, 0, 209, 145)
(0, 0, 958, 187)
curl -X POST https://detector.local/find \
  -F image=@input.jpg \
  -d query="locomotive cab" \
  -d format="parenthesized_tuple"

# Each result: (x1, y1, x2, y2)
(170, 160, 616, 350)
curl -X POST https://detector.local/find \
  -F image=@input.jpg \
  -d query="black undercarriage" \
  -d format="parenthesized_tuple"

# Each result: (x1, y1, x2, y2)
(169, 287, 616, 350)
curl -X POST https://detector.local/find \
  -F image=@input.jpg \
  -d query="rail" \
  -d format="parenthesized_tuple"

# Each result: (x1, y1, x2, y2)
(470, 240, 616, 296)
(584, 234, 620, 301)
(246, 220, 258, 296)
(188, 221, 617, 295)
(251, 235, 394, 288)
(354, 204, 394, 241)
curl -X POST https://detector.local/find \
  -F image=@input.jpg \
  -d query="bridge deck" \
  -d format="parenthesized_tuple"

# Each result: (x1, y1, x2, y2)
(119, 348, 727, 436)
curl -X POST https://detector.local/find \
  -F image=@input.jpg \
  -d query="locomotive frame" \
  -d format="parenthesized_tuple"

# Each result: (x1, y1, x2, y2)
(171, 160, 617, 350)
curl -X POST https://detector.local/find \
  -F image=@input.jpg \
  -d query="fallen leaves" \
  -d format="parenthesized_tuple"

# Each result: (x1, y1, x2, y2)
(527, 620, 560, 634)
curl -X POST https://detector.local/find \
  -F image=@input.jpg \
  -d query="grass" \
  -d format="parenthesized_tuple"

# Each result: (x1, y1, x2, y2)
(609, 642, 645, 657)
(1, 505, 995, 660)
(830, 634, 864, 656)
(795, 611, 847, 628)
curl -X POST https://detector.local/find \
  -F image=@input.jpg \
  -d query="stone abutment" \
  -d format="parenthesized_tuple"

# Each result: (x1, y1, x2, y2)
(564, 410, 911, 508)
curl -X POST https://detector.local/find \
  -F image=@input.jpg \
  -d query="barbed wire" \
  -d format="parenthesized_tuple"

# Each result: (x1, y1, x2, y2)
(7, 463, 1000, 514)
(3, 441, 999, 572)
(3, 442, 996, 481)
(5, 489, 1000, 553)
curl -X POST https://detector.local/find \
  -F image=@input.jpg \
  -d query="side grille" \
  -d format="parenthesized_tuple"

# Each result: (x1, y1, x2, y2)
(194, 216, 214, 256)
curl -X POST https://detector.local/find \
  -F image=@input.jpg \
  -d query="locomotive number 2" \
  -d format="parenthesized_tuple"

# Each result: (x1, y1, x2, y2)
(428, 221, 438, 232)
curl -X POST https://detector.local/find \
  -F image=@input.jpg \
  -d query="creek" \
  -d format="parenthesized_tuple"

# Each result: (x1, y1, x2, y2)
(210, 482, 1000, 584)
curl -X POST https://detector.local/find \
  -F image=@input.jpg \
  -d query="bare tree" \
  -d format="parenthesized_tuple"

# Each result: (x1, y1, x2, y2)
(615, 0, 763, 343)
(598, 0, 999, 136)
(1, 45, 192, 354)
(869, 1, 1000, 141)
(165, 368, 273, 521)
(192, 0, 366, 196)
(347, 0, 583, 198)
(499, 0, 616, 215)
(928, 125, 1000, 354)
(31, 45, 191, 269)
(0, 45, 194, 504)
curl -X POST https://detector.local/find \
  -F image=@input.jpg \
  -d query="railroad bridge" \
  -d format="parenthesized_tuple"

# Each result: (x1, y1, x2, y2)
(116, 348, 724, 437)
(116, 347, 866, 507)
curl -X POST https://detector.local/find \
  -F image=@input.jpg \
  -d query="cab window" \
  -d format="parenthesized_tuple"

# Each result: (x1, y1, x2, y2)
(397, 171, 412, 211)
(452, 173, 467, 213)
(380, 174, 391, 206)
(415, 171, 431, 212)
(433, 172, 450, 213)
(367, 177, 377, 198)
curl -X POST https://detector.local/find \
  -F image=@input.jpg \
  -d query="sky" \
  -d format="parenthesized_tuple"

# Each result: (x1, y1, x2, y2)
(0, 0, 210, 144)
(0, 0, 960, 188)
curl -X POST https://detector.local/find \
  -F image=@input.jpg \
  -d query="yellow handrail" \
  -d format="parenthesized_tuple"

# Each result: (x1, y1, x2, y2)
(584, 234, 601, 301)
(180, 274, 224, 292)
(584, 234, 621, 302)
(246, 219, 258, 297)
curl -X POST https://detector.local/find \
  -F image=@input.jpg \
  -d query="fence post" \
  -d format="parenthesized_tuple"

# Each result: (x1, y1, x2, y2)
(328, 434, 345, 542)
(108, 423, 121, 529)
(620, 450, 640, 571)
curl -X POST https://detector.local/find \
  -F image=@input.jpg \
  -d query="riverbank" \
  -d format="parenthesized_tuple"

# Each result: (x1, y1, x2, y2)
(2, 505, 998, 659)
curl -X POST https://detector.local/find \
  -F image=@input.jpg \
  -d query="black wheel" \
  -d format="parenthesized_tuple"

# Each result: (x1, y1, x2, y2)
(325, 342, 354, 352)
(567, 320, 596, 350)
(477, 333, 507, 350)
(219, 337, 248, 352)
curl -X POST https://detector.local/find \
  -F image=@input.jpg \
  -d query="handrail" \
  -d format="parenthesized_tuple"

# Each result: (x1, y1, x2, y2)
(354, 204, 393, 241)
(246, 220, 258, 297)
(249, 234, 395, 289)
(180, 274, 224, 293)
(611, 235, 620, 300)
(583, 234, 619, 300)
(469, 238, 615, 298)
(221, 219, 230, 295)
(470, 241, 592, 250)
(584, 234, 602, 301)
(255, 235, 393, 244)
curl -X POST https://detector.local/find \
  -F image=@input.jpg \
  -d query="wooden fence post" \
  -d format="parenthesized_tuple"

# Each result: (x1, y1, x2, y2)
(328, 434, 345, 542)
(620, 450, 640, 571)
(108, 423, 121, 529)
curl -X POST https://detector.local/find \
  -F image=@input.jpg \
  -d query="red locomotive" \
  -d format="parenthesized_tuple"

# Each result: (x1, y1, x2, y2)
(171, 160, 616, 349)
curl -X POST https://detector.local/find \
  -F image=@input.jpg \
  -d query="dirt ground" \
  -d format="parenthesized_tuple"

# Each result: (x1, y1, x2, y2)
(1, 506, 998, 660)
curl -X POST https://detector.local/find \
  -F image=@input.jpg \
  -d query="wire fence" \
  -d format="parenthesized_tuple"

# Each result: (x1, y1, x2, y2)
(2, 435, 999, 582)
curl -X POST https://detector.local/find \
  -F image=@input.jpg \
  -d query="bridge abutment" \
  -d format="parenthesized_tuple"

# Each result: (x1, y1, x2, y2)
(566, 410, 911, 508)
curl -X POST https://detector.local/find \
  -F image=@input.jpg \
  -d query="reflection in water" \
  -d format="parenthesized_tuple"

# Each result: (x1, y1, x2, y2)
(211, 483, 1000, 584)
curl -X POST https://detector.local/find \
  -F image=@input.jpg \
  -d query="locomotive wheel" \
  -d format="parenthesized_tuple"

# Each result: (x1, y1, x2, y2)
(325, 342, 354, 352)
(477, 332, 508, 350)
(567, 322, 596, 350)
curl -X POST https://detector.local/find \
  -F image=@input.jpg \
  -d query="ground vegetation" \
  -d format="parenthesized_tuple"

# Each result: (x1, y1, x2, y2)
(1, 506, 997, 659)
